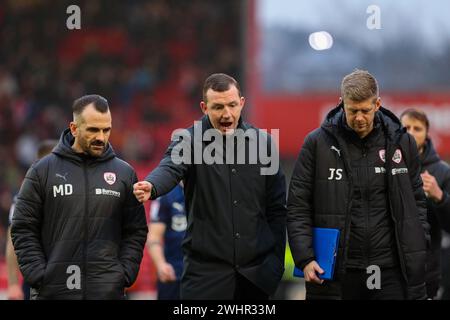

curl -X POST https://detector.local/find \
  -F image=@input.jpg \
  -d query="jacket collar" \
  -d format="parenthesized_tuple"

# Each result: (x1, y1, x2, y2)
(53, 128, 116, 163)
(321, 101, 405, 143)
(420, 138, 440, 166)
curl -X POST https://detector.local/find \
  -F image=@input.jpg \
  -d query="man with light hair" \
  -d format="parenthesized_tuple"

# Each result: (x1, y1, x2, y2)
(287, 69, 430, 300)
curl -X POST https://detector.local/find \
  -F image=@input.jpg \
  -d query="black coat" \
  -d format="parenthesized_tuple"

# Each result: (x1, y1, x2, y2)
(287, 104, 430, 300)
(420, 139, 450, 297)
(341, 115, 399, 269)
(147, 115, 287, 298)
(11, 129, 148, 299)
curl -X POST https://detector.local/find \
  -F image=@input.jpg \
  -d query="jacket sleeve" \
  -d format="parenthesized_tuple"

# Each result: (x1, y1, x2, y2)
(10, 165, 47, 288)
(265, 138, 287, 264)
(287, 133, 316, 270)
(119, 171, 149, 288)
(433, 165, 450, 233)
(405, 134, 430, 245)
(146, 135, 191, 199)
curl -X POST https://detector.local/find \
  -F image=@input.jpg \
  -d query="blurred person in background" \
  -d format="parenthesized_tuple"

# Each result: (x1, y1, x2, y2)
(11, 95, 148, 299)
(287, 69, 429, 300)
(148, 183, 186, 300)
(6, 140, 57, 300)
(400, 108, 450, 299)
(134, 73, 287, 300)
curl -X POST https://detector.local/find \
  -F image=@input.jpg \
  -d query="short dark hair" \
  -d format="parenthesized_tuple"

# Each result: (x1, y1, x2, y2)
(341, 69, 379, 102)
(400, 108, 430, 132)
(72, 94, 109, 116)
(37, 139, 58, 159)
(202, 73, 241, 102)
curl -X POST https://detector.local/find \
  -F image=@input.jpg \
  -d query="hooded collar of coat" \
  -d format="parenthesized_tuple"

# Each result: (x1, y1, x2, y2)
(420, 138, 440, 166)
(52, 128, 116, 163)
(321, 100, 405, 142)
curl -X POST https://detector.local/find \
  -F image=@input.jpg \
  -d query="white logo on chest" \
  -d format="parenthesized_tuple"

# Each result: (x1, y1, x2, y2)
(331, 146, 341, 157)
(104, 172, 116, 185)
(56, 172, 68, 181)
(392, 149, 402, 164)
(95, 188, 120, 198)
(379, 149, 386, 162)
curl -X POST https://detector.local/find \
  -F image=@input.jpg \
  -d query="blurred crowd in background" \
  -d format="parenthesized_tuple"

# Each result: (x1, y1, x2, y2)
(0, 0, 242, 260)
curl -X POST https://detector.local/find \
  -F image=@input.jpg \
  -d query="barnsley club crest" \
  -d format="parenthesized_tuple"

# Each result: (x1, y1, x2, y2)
(379, 149, 386, 163)
(104, 172, 116, 185)
(392, 149, 402, 164)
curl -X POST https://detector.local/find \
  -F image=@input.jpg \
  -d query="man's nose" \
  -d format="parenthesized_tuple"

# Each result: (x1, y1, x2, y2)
(355, 113, 364, 122)
(222, 107, 232, 119)
(96, 131, 105, 142)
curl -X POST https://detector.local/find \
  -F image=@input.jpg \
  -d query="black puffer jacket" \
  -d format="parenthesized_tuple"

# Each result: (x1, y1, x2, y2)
(420, 139, 450, 297)
(11, 129, 148, 299)
(287, 103, 430, 300)
(341, 115, 399, 269)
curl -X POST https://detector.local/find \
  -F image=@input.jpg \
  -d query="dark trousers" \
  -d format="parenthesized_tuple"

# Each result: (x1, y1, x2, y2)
(181, 257, 270, 300)
(341, 268, 406, 300)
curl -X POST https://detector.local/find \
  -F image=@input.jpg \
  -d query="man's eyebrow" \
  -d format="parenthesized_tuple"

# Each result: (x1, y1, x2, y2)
(86, 126, 111, 131)
(347, 106, 372, 111)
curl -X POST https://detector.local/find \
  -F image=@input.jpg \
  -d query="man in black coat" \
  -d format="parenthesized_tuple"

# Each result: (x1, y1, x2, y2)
(134, 73, 287, 300)
(11, 95, 148, 299)
(400, 108, 450, 299)
(287, 69, 430, 300)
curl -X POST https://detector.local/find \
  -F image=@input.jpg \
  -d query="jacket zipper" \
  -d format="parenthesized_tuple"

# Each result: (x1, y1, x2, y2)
(342, 173, 353, 272)
(335, 142, 353, 273)
(225, 139, 237, 270)
(363, 146, 370, 268)
(324, 130, 353, 273)
(229, 163, 237, 269)
(82, 163, 89, 299)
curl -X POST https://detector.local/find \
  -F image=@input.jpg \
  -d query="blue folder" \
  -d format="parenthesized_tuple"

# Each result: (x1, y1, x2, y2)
(293, 227, 340, 280)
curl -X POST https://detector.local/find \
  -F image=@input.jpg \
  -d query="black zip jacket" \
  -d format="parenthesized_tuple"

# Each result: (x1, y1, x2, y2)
(420, 139, 450, 297)
(11, 129, 148, 299)
(341, 114, 399, 269)
(287, 103, 430, 300)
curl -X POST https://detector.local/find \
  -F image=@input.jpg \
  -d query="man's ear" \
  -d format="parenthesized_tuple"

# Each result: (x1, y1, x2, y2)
(200, 101, 208, 115)
(375, 97, 381, 111)
(69, 121, 77, 137)
(339, 97, 345, 112)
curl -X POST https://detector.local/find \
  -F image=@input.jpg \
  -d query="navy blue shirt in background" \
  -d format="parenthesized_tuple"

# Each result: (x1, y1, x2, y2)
(150, 184, 186, 279)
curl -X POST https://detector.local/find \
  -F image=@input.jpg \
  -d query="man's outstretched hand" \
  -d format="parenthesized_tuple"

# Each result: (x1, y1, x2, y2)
(133, 181, 153, 203)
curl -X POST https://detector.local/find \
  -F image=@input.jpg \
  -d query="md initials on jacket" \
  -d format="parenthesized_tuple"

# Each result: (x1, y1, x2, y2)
(53, 184, 73, 197)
